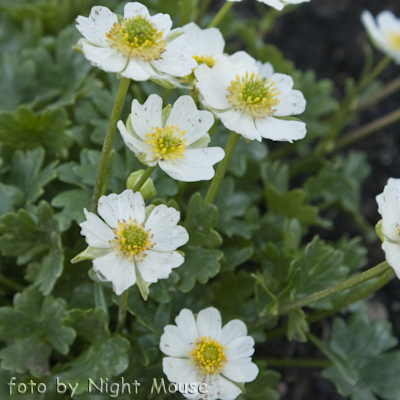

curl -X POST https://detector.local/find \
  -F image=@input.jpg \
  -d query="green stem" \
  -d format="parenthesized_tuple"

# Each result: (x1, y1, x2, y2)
(132, 166, 156, 193)
(277, 261, 390, 316)
(356, 56, 391, 97)
(196, 0, 213, 23)
(0, 273, 24, 292)
(265, 358, 332, 368)
(355, 75, 400, 113)
(203, 131, 240, 205)
(259, 8, 278, 35)
(91, 77, 131, 213)
(207, 1, 234, 28)
(116, 289, 129, 334)
(335, 107, 400, 150)
(265, 268, 394, 342)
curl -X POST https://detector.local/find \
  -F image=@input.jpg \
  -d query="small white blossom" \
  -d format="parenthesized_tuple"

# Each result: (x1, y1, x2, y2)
(79, 190, 188, 295)
(376, 178, 400, 277)
(361, 10, 400, 64)
(195, 53, 306, 142)
(76, 2, 197, 80)
(229, 0, 310, 11)
(160, 307, 259, 400)
(117, 94, 225, 182)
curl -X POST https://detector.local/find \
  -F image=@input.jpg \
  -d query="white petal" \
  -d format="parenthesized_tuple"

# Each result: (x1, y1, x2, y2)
(130, 95, 163, 140)
(136, 250, 184, 283)
(228, 51, 256, 66)
(162, 357, 199, 385)
(225, 336, 255, 359)
(159, 148, 225, 182)
(255, 116, 306, 142)
(152, 33, 197, 76)
(222, 358, 259, 383)
(117, 120, 156, 165)
(121, 58, 153, 81)
(377, 10, 400, 34)
(382, 240, 400, 277)
(203, 373, 242, 400)
(145, 205, 189, 251)
(150, 13, 173, 38)
(93, 252, 136, 295)
(259, 0, 284, 10)
(97, 190, 145, 228)
(123, 2, 151, 20)
(160, 325, 195, 357)
(216, 320, 248, 346)
(183, 23, 225, 57)
(166, 96, 215, 146)
(361, 10, 388, 49)
(175, 309, 200, 345)
(377, 179, 400, 241)
(80, 40, 128, 72)
(76, 6, 117, 46)
(275, 89, 306, 116)
(256, 61, 274, 78)
(270, 73, 294, 94)
(218, 109, 261, 141)
(80, 209, 114, 248)
(197, 307, 222, 338)
(194, 62, 233, 110)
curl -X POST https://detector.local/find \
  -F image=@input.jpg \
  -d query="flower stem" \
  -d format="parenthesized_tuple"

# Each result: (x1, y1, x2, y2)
(264, 267, 394, 342)
(116, 289, 129, 334)
(356, 56, 391, 97)
(91, 77, 131, 213)
(203, 131, 240, 205)
(335, 107, 400, 150)
(265, 358, 332, 368)
(207, 1, 234, 28)
(277, 261, 390, 316)
(132, 166, 156, 193)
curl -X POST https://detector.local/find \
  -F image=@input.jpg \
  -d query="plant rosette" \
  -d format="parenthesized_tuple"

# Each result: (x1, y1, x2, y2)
(160, 307, 259, 400)
(376, 178, 400, 277)
(361, 10, 400, 64)
(229, 0, 310, 12)
(73, 190, 188, 298)
(75, 2, 197, 81)
(117, 94, 225, 182)
(195, 52, 306, 142)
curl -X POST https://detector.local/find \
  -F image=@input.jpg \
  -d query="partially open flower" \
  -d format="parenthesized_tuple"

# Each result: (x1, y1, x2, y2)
(117, 94, 225, 182)
(77, 190, 188, 297)
(376, 178, 400, 277)
(76, 2, 197, 80)
(160, 307, 259, 400)
(361, 10, 400, 64)
(195, 54, 306, 142)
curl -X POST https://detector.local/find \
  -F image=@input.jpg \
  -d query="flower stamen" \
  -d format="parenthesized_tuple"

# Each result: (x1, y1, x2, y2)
(193, 54, 216, 68)
(388, 31, 400, 50)
(226, 71, 281, 118)
(105, 15, 166, 61)
(189, 336, 227, 375)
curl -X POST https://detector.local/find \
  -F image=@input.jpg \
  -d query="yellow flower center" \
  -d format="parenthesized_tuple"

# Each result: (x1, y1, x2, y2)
(190, 336, 227, 375)
(110, 218, 153, 259)
(227, 72, 281, 118)
(105, 15, 166, 61)
(193, 54, 216, 68)
(388, 31, 400, 50)
(144, 125, 187, 161)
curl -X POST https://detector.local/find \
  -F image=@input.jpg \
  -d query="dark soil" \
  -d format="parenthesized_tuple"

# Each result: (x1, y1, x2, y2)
(239, 1, 400, 399)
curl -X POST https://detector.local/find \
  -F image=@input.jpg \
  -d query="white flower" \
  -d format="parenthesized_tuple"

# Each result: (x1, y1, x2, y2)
(76, 2, 197, 80)
(229, 0, 310, 11)
(376, 178, 400, 277)
(361, 10, 400, 64)
(79, 190, 188, 296)
(117, 94, 225, 182)
(160, 307, 259, 400)
(195, 53, 306, 142)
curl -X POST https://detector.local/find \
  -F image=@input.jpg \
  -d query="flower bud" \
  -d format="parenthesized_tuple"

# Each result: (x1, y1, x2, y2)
(126, 170, 156, 200)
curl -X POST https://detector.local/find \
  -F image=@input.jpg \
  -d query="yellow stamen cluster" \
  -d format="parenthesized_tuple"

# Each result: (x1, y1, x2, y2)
(110, 218, 153, 259)
(227, 71, 281, 118)
(193, 54, 216, 68)
(105, 15, 166, 61)
(388, 31, 400, 50)
(190, 336, 227, 375)
(144, 125, 187, 161)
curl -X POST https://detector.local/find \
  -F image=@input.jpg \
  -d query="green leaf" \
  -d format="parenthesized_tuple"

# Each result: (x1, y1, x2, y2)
(287, 309, 308, 342)
(0, 106, 72, 158)
(8, 147, 58, 203)
(0, 183, 25, 216)
(322, 312, 400, 400)
(261, 160, 289, 194)
(220, 237, 254, 272)
(0, 287, 75, 377)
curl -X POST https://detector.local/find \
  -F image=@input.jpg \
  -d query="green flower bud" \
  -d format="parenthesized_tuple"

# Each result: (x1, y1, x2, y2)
(126, 169, 156, 200)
